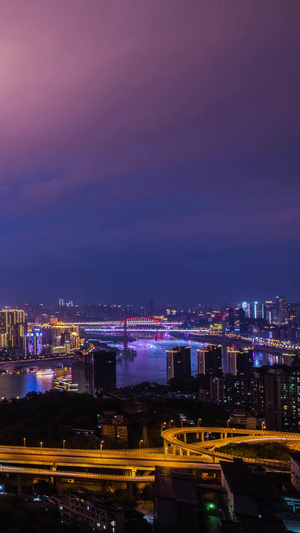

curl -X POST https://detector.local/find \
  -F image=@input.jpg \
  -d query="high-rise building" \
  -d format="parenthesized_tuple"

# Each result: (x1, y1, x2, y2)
(72, 352, 94, 394)
(277, 296, 288, 324)
(72, 349, 117, 394)
(250, 367, 300, 431)
(210, 374, 250, 412)
(166, 346, 191, 382)
(0, 309, 27, 349)
(252, 302, 264, 320)
(155, 467, 199, 533)
(197, 345, 222, 376)
(228, 308, 235, 333)
(23, 332, 43, 357)
(264, 301, 275, 324)
(94, 350, 117, 391)
(241, 302, 251, 318)
(228, 347, 253, 377)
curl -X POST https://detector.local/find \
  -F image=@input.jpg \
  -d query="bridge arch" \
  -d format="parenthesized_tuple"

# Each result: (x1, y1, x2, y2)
(118, 316, 167, 327)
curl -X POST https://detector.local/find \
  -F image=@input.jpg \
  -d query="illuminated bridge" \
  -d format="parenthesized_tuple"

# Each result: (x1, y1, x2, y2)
(118, 316, 167, 327)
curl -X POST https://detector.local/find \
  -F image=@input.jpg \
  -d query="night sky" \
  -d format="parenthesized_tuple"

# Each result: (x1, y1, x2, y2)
(0, 1, 299, 305)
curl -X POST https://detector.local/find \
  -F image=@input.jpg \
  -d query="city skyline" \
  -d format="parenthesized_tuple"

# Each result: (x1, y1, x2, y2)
(1, 1, 299, 304)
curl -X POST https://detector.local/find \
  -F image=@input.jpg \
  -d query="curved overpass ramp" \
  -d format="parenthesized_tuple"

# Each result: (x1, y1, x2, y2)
(161, 426, 300, 471)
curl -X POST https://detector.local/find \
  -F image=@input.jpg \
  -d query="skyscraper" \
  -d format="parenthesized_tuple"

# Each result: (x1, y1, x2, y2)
(166, 346, 191, 382)
(197, 345, 222, 376)
(94, 350, 117, 392)
(72, 349, 117, 394)
(228, 347, 253, 377)
(72, 352, 94, 394)
(277, 296, 288, 324)
(252, 302, 264, 320)
(0, 309, 27, 349)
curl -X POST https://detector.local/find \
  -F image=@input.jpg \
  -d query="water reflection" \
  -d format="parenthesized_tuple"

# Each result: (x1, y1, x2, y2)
(0, 332, 294, 398)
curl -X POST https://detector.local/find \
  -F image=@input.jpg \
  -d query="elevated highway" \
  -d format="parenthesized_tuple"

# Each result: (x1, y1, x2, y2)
(162, 426, 300, 471)
(0, 444, 217, 483)
(0, 426, 300, 483)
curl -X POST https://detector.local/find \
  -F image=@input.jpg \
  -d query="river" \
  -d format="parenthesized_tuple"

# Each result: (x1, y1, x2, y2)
(0, 333, 292, 399)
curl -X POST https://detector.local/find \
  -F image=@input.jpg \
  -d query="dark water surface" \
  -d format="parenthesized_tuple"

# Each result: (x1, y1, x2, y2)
(0, 333, 290, 399)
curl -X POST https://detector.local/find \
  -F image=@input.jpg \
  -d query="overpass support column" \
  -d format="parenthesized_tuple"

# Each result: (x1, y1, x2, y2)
(51, 463, 57, 483)
(201, 432, 205, 442)
(57, 480, 63, 497)
(128, 482, 133, 497)
(183, 433, 187, 443)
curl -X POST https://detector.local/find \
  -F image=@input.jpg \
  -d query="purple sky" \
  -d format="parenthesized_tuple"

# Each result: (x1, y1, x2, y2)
(0, 0, 299, 305)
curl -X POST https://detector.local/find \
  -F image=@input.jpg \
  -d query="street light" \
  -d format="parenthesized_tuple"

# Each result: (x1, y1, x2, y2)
(161, 422, 167, 433)
(100, 440, 104, 455)
(262, 421, 266, 431)
(23, 437, 26, 447)
(180, 418, 187, 427)
(198, 418, 202, 427)
(62, 440, 66, 449)
(169, 419, 174, 429)
(227, 419, 230, 428)
(40, 442, 43, 448)
(139, 439, 143, 449)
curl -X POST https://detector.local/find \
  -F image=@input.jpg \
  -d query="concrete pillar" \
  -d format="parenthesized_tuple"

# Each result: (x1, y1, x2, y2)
(201, 432, 205, 442)
(128, 481, 133, 497)
(58, 480, 63, 497)
(183, 433, 187, 443)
